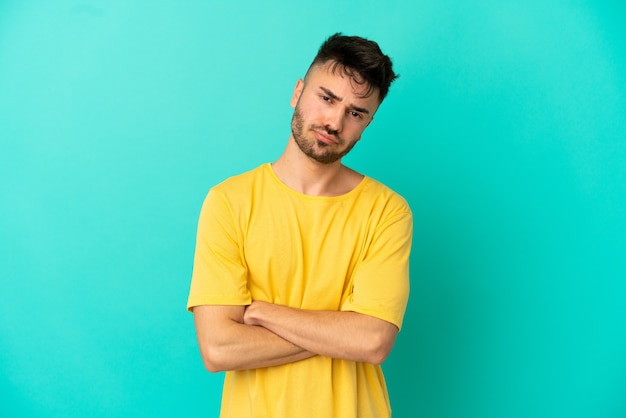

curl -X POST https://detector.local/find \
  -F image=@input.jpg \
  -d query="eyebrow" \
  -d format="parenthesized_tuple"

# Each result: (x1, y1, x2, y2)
(319, 86, 371, 115)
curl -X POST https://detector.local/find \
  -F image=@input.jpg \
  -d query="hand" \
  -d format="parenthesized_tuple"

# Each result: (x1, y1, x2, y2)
(243, 300, 270, 326)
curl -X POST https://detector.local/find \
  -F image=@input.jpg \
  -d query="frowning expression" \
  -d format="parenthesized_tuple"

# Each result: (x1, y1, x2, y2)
(290, 62, 380, 164)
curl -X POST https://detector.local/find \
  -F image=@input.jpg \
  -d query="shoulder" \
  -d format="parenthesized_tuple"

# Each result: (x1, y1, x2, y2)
(199, 164, 270, 216)
(213, 164, 268, 190)
(361, 176, 412, 216)
(209, 164, 270, 199)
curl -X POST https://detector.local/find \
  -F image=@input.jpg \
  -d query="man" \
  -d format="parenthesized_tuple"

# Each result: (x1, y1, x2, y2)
(188, 33, 413, 418)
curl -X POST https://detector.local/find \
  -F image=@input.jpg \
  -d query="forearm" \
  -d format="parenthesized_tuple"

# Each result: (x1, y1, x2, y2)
(193, 305, 315, 372)
(244, 302, 398, 364)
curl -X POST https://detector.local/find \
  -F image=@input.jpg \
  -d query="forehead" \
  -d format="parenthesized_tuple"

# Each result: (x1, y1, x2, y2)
(306, 61, 379, 102)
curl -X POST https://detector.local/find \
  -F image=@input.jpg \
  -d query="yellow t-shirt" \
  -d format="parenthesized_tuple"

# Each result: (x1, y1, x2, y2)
(188, 163, 412, 418)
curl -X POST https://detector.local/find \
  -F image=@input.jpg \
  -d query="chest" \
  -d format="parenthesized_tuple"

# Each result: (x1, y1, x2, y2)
(241, 198, 373, 309)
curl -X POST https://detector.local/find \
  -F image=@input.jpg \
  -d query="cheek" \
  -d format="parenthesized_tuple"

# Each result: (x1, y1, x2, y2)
(305, 100, 325, 116)
(345, 121, 368, 137)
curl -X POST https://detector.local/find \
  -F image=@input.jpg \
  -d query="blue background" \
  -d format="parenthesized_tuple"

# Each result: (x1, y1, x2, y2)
(1, 1, 625, 417)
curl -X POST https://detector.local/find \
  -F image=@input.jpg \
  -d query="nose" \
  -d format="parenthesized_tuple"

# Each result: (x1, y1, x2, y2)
(324, 106, 344, 134)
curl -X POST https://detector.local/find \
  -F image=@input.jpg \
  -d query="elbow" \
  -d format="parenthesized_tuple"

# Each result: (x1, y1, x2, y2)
(365, 344, 392, 365)
(200, 345, 230, 373)
(202, 358, 224, 374)
(362, 329, 396, 365)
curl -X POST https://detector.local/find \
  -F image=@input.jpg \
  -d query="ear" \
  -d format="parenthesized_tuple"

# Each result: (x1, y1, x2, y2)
(290, 79, 304, 108)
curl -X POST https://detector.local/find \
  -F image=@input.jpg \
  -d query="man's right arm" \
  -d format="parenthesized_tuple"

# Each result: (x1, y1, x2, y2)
(192, 305, 315, 372)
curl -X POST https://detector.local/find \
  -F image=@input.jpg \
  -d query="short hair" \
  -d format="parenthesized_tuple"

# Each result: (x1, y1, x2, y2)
(306, 33, 399, 103)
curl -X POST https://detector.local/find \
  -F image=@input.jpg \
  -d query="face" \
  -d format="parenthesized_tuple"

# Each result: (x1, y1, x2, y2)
(290, 62, 380, 164)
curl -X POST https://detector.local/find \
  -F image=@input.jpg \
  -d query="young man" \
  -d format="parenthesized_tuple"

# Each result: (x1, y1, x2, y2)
(188, 33, 413, 418)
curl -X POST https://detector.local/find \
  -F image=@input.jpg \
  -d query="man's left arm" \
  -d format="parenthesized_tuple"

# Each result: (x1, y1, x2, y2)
(244, 302, 397, 365)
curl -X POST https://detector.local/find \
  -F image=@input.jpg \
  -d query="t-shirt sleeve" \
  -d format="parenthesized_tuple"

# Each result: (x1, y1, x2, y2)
(341, 207, 413, 330)
(187, 188, 251, 311)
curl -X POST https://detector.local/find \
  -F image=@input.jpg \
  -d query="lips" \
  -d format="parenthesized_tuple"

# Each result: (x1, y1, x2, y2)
(313, 129, 338, 145)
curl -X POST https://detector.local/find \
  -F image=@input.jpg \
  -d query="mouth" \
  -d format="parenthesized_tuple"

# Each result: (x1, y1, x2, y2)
(313, 129, 339, 146)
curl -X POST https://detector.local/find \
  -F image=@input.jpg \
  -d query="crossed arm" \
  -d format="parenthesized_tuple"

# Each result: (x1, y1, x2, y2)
(193, 302, 398, 373)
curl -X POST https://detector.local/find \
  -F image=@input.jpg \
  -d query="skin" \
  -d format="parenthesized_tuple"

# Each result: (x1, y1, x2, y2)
(193, 61, 398, 372)
(272, 61, 380, 196)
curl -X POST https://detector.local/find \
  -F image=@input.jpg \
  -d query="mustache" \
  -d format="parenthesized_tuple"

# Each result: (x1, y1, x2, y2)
(312, 125, 343, 143)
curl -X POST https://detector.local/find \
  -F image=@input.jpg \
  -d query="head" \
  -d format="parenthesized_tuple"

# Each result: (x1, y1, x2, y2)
(306, 33, 398, 104)
(291, 33, 398, 164)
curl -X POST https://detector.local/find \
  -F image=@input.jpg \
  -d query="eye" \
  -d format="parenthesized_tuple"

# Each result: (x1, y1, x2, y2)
(321, 95, 332, 102)
(349, 111, 362, 119)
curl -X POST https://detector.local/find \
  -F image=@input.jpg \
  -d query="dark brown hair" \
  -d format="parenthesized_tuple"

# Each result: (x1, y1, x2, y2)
(306, 33, 399, 102)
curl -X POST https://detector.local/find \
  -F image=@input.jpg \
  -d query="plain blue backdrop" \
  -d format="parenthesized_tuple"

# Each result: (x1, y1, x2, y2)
(1, 1, 625, 417)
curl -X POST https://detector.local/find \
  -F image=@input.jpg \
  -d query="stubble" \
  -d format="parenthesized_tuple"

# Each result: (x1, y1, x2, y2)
(291, 108, 358, 164)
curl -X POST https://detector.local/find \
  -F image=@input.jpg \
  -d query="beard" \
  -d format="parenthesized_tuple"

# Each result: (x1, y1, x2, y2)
(291, 107, 358, 164)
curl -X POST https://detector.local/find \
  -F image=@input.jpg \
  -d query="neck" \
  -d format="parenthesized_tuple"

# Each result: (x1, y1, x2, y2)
(272, 136, 363, 197)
